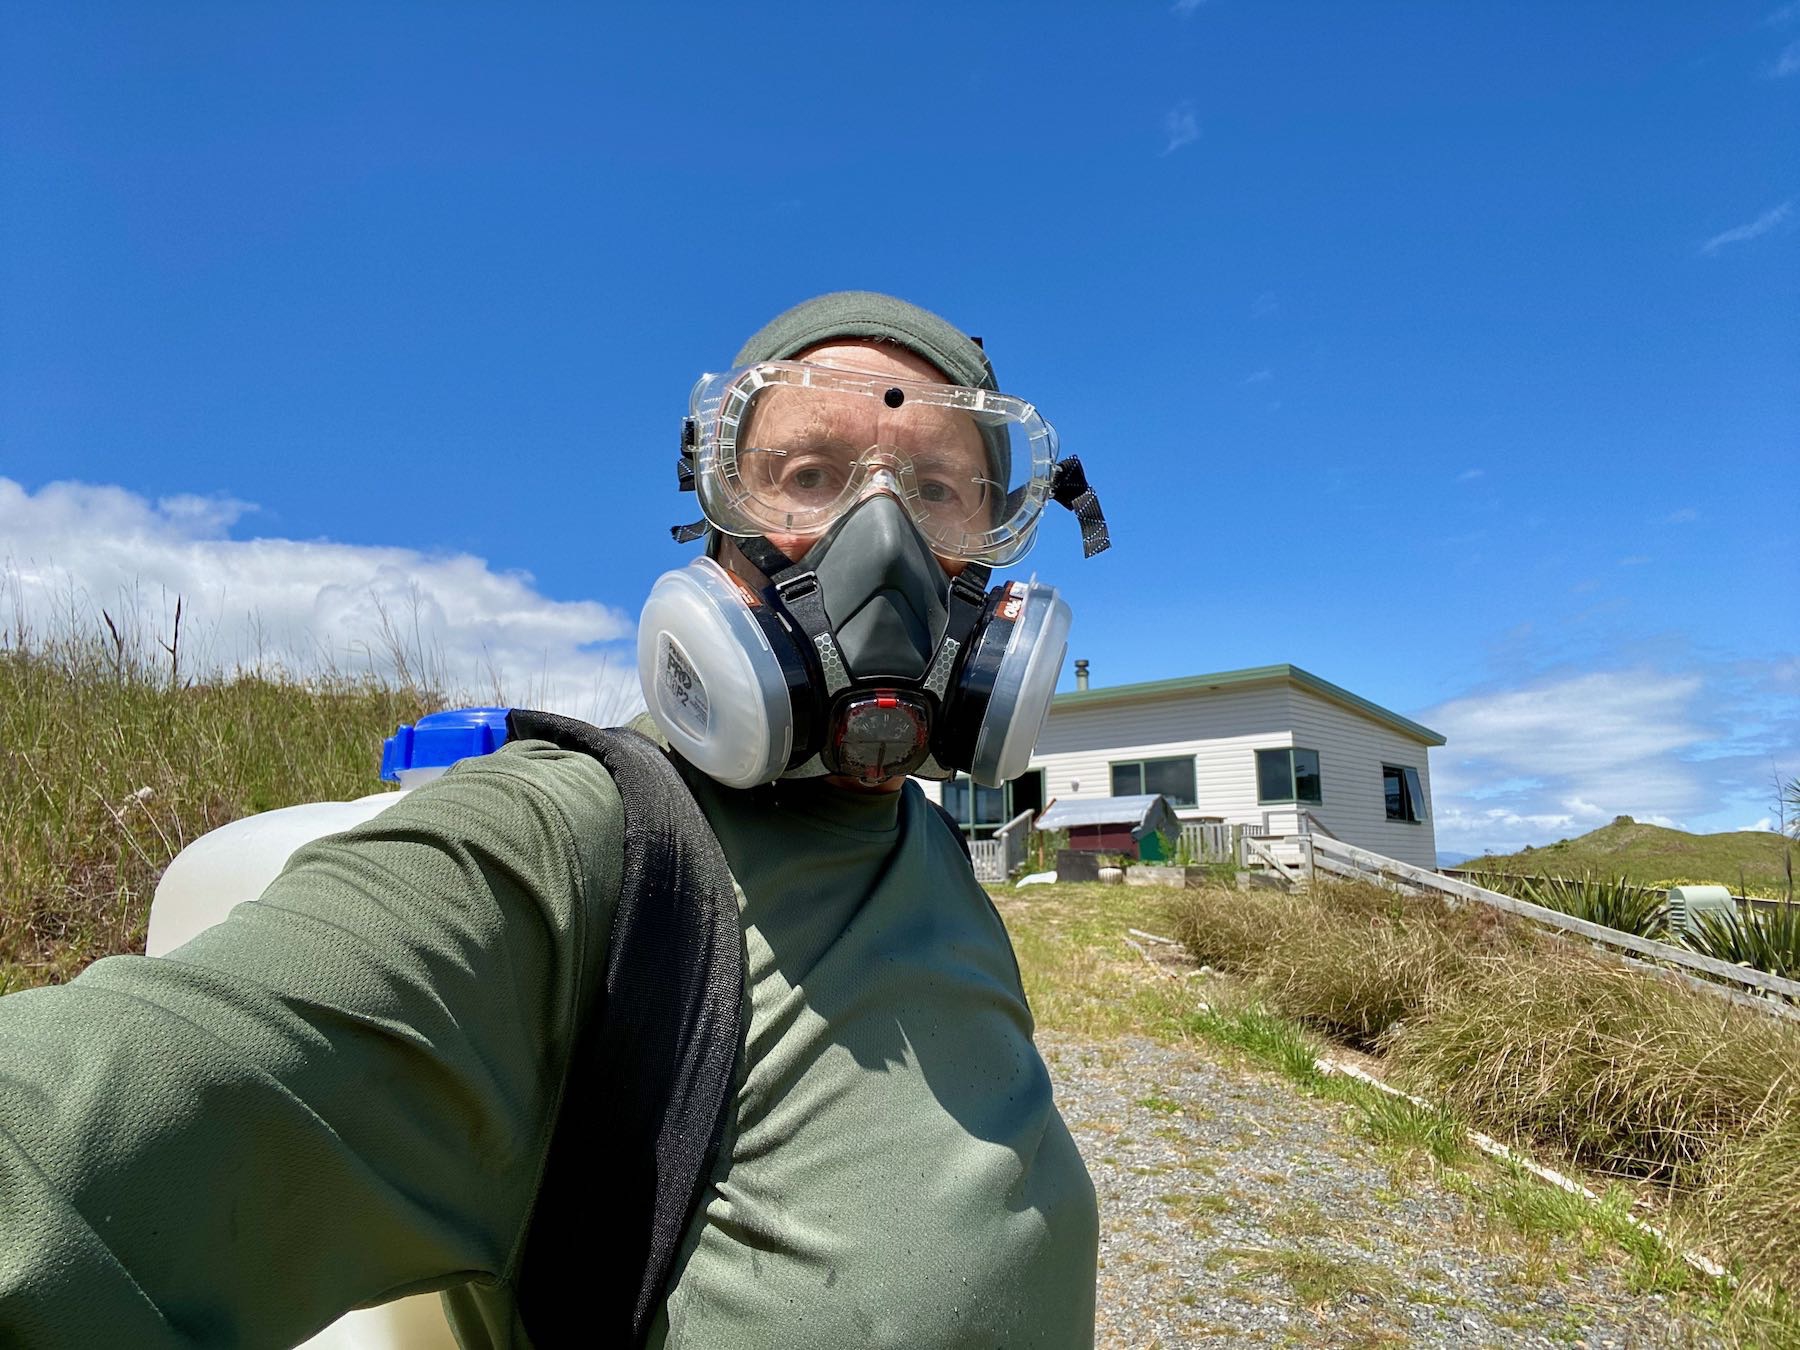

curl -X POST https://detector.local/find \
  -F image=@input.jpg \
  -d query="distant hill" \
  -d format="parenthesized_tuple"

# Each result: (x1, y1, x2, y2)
(1455, 816, 1794, 896)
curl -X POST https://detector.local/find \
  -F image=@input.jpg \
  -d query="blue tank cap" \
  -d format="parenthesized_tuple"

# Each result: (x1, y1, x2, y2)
(380, 706, 512, 781)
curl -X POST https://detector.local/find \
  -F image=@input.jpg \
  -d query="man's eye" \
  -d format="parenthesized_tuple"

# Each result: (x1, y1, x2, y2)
(790, 464, 840, 493)
(919, 479, 957, 504)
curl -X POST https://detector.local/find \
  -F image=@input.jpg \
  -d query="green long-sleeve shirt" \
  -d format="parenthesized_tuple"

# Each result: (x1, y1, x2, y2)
(0, 740, 1097, 1347)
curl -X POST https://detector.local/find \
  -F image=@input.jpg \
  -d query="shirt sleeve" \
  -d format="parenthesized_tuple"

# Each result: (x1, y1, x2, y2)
(0, 741, 623, 1348)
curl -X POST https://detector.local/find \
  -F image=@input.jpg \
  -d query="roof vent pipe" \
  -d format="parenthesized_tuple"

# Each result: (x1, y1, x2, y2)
(1074, 658, 1089, 692)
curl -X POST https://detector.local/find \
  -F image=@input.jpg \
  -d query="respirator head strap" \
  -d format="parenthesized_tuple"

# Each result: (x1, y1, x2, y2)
(938, 564, 991, 668)
(918, 561, 991, 706)
(733, 535, 850, 698)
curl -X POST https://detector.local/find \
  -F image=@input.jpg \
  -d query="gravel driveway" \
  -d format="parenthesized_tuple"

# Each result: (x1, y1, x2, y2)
(1041, 1032, 1721, 1349)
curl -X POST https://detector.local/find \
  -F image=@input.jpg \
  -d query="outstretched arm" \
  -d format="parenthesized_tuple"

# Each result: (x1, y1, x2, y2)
(0, 743, 621, 1348)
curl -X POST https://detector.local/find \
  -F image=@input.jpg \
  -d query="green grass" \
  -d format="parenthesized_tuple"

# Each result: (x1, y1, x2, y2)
(1187, 1001, 1326, 1087)
(1461, 814, 1795, 899)
(993, 882, 1200, 1041)
(2, 631, 435, 990)
(1347, 1091, 1468, 1167)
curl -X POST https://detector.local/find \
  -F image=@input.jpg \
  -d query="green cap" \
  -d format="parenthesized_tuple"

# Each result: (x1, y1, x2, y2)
(733, 290, 998, 391)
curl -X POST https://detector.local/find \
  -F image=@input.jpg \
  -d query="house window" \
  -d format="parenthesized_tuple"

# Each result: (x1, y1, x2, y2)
(942, 770, 1044, 839)
(1109, 756, 1197, 807)
(1383, 764, 1428, 822)
(1256, 747, 1322, 804)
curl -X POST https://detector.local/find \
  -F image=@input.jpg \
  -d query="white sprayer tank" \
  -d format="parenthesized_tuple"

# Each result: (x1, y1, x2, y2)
(146, 708, 512, 1350)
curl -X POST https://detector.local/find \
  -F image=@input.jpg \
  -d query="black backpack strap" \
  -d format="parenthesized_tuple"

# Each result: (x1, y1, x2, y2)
(504, 710, 744, 1347)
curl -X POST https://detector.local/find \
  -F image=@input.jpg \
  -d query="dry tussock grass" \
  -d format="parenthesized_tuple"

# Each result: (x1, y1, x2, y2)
(1700, 1109, 1800, 1296)
(1169, 878, 1800, 1299)
(2, 630, 435, 989)
(1170, 881, 1526, 1046)
(1387, 945, 1798, 1183)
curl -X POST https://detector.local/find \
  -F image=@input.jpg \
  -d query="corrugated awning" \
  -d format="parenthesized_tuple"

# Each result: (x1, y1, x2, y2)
(1034, 794, 1181, 840)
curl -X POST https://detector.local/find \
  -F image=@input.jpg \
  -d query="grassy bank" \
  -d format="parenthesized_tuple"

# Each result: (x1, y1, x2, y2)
(1, 637, 433, 990)
(1165, 879, 1800, 1320)
(1463, 815, 1795, 898)
(994, 880, 1795, 1341)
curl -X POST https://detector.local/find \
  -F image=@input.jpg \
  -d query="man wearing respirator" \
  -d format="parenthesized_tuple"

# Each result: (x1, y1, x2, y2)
(0, 291, 1111, 1348)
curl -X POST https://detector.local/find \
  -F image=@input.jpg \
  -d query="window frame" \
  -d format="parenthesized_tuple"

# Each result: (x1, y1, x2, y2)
(941, 769, 1044, 838)
(1382, 763, 1428, 823)
(1108, 755, 1198, 808)
(1255, 746, 1324, 805)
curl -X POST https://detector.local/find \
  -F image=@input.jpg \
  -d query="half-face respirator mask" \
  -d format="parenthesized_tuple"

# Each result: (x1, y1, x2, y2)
(640, 360, 1109, 790)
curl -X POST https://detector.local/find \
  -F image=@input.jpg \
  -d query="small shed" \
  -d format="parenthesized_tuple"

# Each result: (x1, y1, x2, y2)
(1036, 794, 1181, 861)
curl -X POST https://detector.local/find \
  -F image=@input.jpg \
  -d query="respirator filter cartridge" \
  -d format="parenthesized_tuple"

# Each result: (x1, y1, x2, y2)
(637, 557, 795, 788)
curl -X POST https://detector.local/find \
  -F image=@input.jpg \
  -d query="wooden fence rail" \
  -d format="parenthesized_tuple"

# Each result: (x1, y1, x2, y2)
(1304, 836, 1800, 1020)
(1178, 822, 1240, 862)
(1442, 868, 1795, 911)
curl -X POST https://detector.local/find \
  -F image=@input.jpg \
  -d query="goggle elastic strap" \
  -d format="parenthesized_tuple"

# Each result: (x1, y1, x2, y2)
(671, 418, 707, 542)
(1050, 456, 1110, 559)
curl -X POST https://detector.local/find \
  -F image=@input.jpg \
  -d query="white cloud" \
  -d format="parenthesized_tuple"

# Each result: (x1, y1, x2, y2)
(1241, 368, 1273, 385)
(1619, 554, 1652, 566)
(1772, 38, 1800, 76)
(1661, 507, 1699, 524)
(1250, 291, 1279, 320)
(1737, 817, 1775, 833)
(1457, 468, 1485, 483)
(0, 478, 641, 722)
(1162, 101, 1199, 155)
(1171, 0, 1206, 15)
(1424, 669, 1711, 852)
(1700, 200, 1794, 254)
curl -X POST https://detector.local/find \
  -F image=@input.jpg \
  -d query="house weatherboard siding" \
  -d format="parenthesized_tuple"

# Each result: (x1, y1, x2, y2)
(921, 664, 1443, 871)
(1282, 684, 1438, 867)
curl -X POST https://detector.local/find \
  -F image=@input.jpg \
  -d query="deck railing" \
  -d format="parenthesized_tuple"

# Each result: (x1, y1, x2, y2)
(1178, 822, 1240, 862)
(971, 809, 1036, 883)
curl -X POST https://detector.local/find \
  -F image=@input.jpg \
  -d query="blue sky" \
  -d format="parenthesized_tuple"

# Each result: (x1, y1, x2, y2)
(3, 2, 1796, 857)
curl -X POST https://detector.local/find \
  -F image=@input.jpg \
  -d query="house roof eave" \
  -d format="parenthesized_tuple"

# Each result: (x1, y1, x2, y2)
(1049, 663, 1447, 747)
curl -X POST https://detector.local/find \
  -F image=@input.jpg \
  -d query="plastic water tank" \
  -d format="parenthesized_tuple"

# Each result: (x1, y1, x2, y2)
(147, 707, 510, 957)
(145, 706, 512, 1350)
(1666, 884, 1737, 937)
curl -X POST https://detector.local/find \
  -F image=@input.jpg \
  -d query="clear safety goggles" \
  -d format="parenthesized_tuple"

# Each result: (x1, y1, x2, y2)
(682, 362, 1061, 565)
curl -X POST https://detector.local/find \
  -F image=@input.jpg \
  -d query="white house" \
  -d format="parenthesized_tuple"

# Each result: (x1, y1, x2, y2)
(921, 663, 1444, 870)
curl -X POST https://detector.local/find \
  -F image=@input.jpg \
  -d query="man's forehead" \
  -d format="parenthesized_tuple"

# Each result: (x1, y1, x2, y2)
(748, 386, 986, 451)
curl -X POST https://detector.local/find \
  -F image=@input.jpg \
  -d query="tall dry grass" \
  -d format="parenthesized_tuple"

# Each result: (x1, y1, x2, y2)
(1385, 948, 1798, 1184)
(1169, 881, 1528, 1045)
(1701, 1111, 1800, 1299)
(1169, 879, 1800, 1296)
(1, 614, 437, 990)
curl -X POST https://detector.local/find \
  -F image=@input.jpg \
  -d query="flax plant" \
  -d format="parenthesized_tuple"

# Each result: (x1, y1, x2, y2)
(1465, 869, 1669, 939)
(1683, 903, 1800, 983)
